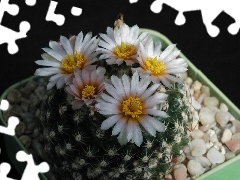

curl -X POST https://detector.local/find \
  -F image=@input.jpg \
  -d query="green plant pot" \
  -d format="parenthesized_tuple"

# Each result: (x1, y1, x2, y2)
(1, 29, 240, 180)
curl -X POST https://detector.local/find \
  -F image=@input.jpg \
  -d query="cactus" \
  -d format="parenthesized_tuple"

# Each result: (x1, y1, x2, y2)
(34, 17, 192, 179)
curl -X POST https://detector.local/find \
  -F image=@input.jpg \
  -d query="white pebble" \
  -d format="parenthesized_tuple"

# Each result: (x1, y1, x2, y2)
(219, 103, 228, 112)
(185, 77, 193, 86)
(194, 156, 211, 168)
(191, 129, 204, 139)
(187, 160, 205, 176)
(199, 107, 215, 126)
(232, 133, 240, 142)
(191, 97, 202, 110)
(221, 129, 232, 143)
(190, 139, 207, 157)
(232, 120, 240, 133)
(215, 111, 231, 127)
(206, 147, 225, 165)
(210, 134, 218, 143)
(197, 93, 206, 104)
(225, 151, 236, 160)
(203, 96, 219, 107)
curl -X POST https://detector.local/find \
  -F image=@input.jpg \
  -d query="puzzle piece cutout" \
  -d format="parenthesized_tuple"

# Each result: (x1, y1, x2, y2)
(25, 0, 37, 6)
(150, 0, 240, 37)
(0, 163, 16, 180)
(46, 1, 82, 26)
(16, 151, 49, 180)
(0, 0, 31, 54)
(129, 0, 138, 3)
(0, 100, 9, 111)
(0, 116, 19, 136)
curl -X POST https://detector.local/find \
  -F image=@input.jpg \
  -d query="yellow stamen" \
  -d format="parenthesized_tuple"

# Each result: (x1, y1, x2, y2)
(61, 52, 85, 73)
(113, 42, 136, 60)
(122, 97, 143, 119)
(82, 84, 96, 99)
(143, 57, 166, 76)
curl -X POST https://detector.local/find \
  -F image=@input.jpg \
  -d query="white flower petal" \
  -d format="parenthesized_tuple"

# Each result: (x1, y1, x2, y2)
(60, 36, 73, 54)
(133, 123, 143, 147)
(112, 119, 126, 135)
(139, 117, 156, 136)
(42, 48, 63, 61)
(35, 67, 60, 76)
(140, 84, 160, 100)
(101, 94, 119, 105)
(136, 76, 150, 96)
(145, 109, 169, 118)
(111, 76, 125, 97)
(75, 31, 84, 52)
(160, 44, 176, 59)
(144, 93, 168, 108)
(146, 115, 165, 132)
(35, 60, 60, 67)
(122, 74, 131, 96)
(127, 122, 134, 142)
(130, 71, 139, 96)
(165, 67, 188, 74)
(49, 41, 66, 57)
(165, 74, 183, 83)
(56, 78, 65, 89)
(104, 83, 122, 101)
(101, 115, 120, 130)
(117, 124, 128, 145)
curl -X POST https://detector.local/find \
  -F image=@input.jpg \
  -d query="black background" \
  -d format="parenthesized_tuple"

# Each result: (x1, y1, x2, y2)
(0, 0, 240, 178)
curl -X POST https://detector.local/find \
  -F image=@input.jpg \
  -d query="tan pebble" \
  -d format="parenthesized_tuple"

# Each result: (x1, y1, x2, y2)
(201, 85, 210, 96)
(221, 129, 232, 143)
(191, 129, 204, 139)
(197, 93, 207, 104)
(191, 80, 202, 91)
(193, 90, 201, 99)
(174, 167, 187, 180)
(203, 96, 219, 107)
(225, 140, 240, 152)
(185, 77, 193, 86)
(202, 133, 210, 143)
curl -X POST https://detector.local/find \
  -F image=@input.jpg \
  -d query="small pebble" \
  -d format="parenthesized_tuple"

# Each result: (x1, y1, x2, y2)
(194, 156, 211, 168)
(199, 107, 215, 126)
(203, 96, 219, 107)
(15, 122, 27, 137)
(7, 89, 22, 104)
(206, 147, 225, 165)
(221, 129, 232, 143)
(219, 103, 228, 112)
(191, 80, 202, 91)
(201, 85, 210, 96)
(225, 140, 240, 152)
(19, 135, 31, 148)
(190, 139, 207, 157)
(187, 160, 205, 176)
(174, 166, 187, 180)
(215, 111, 231, 127)
(191, 129, 204, 139)
(225, 151, 236, 160)
(25, 80, 38, 92)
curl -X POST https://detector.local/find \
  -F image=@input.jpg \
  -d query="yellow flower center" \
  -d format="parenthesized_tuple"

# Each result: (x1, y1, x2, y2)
(122, 97, 143, 118)
(61, 52, 85, 73)
(113, 42, 136, 60)
(82, 84, 96, 99)
(143, 57, 166, 76)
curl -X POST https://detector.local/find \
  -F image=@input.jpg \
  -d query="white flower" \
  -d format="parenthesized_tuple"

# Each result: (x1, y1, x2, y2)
(97, 23, 152, 66)
(96, 71, 169, 147)
(35, 32, 99, 90)
(133, 41, 188, 87)
(65, 66, 105, 109)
